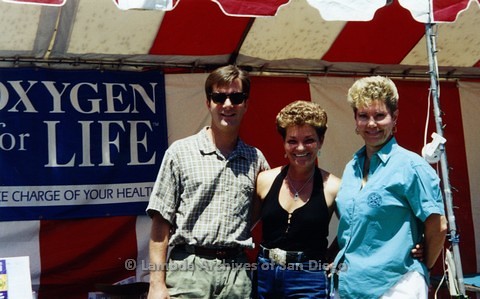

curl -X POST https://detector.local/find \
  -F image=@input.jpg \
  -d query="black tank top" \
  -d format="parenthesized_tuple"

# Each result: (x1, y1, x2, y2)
(261, 165, 329, 256)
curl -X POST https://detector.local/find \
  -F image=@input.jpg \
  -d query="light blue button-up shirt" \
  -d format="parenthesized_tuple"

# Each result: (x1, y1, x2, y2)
(333, 137, 444, 299)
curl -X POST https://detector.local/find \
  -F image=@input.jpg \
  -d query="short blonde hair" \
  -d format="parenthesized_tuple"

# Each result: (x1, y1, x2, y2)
(276, 100, 327, 140)
(347, 76, 399, 113)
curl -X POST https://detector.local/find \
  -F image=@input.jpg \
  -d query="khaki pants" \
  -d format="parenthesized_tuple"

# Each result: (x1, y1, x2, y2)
(166, 248, 252, 299)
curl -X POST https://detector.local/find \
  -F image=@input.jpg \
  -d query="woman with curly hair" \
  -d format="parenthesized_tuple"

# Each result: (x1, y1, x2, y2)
(253, 100, 341, 298)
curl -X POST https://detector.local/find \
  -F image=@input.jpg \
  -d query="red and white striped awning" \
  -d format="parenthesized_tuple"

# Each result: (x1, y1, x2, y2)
(1, 1, 480, 297)
(0, 0, 479, 78)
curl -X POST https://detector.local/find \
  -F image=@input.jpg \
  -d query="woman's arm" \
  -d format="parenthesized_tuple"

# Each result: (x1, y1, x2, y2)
(251, 191, 263, 230)
(251, 167, 282, 230)
(424, 213, 448, 269)
(321, 169, 341, 217)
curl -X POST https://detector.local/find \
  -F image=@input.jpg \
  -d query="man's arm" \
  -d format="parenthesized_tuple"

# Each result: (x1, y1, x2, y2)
(424, 213, 448, 269)
(147, 212, 171, 299)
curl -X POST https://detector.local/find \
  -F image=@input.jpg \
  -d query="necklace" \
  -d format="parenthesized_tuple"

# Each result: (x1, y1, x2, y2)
(287, 171, 315, 200)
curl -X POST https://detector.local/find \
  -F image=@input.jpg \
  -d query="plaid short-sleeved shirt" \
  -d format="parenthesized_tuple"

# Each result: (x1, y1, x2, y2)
(147, 127, 269, 248)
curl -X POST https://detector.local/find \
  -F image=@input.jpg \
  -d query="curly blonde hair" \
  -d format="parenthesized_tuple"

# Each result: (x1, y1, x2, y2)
(276, 100, 328, 140)
(347, 76, 399, 113)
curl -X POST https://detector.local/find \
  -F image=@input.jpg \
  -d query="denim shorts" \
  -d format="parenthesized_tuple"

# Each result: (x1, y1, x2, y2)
(256, 254, 329, 299)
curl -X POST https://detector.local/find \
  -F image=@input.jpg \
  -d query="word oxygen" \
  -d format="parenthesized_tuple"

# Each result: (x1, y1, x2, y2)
(0, 80, 158, 114)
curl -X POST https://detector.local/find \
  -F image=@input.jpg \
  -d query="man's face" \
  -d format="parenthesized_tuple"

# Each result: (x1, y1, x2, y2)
(207, 78, 248, 132)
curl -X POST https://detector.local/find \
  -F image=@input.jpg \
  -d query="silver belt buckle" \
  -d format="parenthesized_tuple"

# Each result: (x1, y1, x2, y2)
(269, 248, 287, 266)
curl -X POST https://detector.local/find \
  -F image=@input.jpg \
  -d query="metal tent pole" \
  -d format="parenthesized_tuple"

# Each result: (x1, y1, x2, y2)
(425, 22, 467, 297)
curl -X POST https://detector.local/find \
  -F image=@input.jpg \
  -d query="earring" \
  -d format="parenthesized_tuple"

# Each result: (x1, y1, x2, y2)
(317, 150, 321, 158)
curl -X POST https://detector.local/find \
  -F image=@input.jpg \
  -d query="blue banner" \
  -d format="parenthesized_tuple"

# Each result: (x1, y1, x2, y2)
(0, 68, 167, 220)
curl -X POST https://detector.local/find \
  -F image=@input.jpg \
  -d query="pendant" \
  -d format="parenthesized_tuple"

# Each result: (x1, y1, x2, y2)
(294, 192, 299, 200)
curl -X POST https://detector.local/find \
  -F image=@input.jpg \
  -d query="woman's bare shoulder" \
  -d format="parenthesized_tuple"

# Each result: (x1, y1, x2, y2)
(258, 166, 282, 183)
(257, 166, 283, 199)
(320, 168, 341, 196)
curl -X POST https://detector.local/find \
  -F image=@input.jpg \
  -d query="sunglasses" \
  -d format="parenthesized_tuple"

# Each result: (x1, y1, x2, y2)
(209, 92, 248, 105)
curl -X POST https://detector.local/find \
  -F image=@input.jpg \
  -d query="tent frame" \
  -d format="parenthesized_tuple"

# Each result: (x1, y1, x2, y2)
(426, 22, 467, 297)
(1, 57, 480, 80)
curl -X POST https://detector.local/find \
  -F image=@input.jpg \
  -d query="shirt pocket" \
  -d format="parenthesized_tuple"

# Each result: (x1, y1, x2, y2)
(232, 179, 254, 216)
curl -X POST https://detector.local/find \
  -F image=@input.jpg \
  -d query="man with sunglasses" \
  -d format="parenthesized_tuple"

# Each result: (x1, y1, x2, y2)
(147, 65, 269, 299)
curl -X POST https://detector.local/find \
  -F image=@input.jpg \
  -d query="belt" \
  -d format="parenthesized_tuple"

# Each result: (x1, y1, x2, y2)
(176, 244, 243, 259)
(260, 245, 323, 266)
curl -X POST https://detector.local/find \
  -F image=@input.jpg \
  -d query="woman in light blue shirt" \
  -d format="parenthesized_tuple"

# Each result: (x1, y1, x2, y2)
(332, 76, 448, 299)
